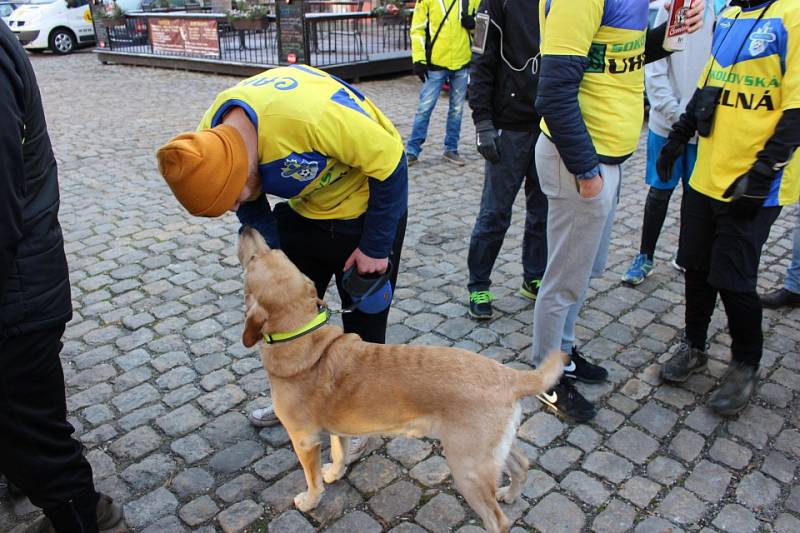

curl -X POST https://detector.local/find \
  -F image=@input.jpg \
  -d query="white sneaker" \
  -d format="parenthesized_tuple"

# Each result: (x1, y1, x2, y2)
(247, 405, 281, 427)
(346, 437, 370, 465)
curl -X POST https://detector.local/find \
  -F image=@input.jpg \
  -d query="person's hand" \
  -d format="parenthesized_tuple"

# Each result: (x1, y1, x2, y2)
(344, 248, 388, 275)
(413, 62, 428, 83)
(579, 174, 603, 199)
(475, 120, 500, 163)
(664, 0, 706, 34)
(722, 161, 774, 219)
(656, 138, 686, 182)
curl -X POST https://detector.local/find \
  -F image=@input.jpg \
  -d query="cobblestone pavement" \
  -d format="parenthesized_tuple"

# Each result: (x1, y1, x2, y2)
(2, 51, 799, 533)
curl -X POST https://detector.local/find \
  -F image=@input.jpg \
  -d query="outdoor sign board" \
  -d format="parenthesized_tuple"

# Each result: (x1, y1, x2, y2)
(276, 0, 308, 65)
(149, 17, 221, 58)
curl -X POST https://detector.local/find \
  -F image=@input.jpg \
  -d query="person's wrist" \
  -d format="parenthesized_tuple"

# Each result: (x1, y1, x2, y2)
(575, 165, 600, 180)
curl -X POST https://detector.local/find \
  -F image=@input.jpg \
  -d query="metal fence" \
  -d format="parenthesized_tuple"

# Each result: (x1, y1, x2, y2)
(105, 12, 410, 68)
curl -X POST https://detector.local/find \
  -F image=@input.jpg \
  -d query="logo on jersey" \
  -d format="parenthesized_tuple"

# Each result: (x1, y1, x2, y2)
(749, 21, 776, 57)
(281, 157, 319, 182)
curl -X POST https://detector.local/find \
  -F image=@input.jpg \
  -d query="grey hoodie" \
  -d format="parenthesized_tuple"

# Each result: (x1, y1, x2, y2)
(646, 2, 721, 142)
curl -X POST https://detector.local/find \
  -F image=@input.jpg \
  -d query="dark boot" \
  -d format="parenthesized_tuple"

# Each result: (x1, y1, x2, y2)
(36, 491, 122, 533)
(708, 361, 758, 416)
(760, 287, 800, 309)
(661, 340, 708, 382)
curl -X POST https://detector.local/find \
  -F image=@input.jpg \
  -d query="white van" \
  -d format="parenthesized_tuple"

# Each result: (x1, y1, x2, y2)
(7, 0, 95, 54)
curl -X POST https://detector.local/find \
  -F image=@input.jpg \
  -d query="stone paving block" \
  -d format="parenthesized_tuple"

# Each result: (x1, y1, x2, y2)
(216, 499, 263, 533)
(416, 493, 465, 533)
(566, 425, 602, 452)
(86, 449, 116, 481)
(646, 456, 685, 486)
(618, 475, 661, 508)
(197, 384, 247, 416)
(388, 524, 428, 533)
(124, 487, 179, 530)
(774, 428, 800, 458)
(521, 469, 557, 501)
(260, 469, 307, 513)
(178, 495, 219, 527)
(348, 455, 400, 495)
(560, 471, 609, 506)
(524, 492, 585, 533)
(369, 480, 422, 522)
(634, 517, 686, 533)
(216, 474, 264, 504)
(268, 510, 315, 533)
(156, 403, 207, 437)
(327, 510, 382, 533)
(121, 453, 177, 491)
(156, 366, 198, 391)
(140, 515, 188, 533)
(785, 485, 800, 514)
(200, 369, 236, 391)
(113, 366, 153, 393)
(409, 455, 450, 487)
(684, 460, 731, 503)
(202, 412, 259, 447)
(163, 384, 202, 408)
(757, 382, 792, 407)
(171, 467, 215, 499)
(82, 404, 114, 426)
(583, 451, 633, 484)
(685, 406, 722, 435)
(109, 426, 162, 460)
(67, 383, 113, 411)
(591, 498, 636, 533)
(259, 425, 291, 448)
(761, 451, 795, 483)
(538, 446, 582, 477)
(735, 471, 780, 510)
(656, 487, 707, 526)
(151, 350, 191, 372)
(592, 408, 625, 433)
(631, 401, 678, 438)
(118, 404, 167, 433)
(608, 427, 659, 465)
(668, 429, 706, 463)
(307, 481, 363, 526)
(518, 412, 565, 447)
(111, 383, 159, 413)
(209, 440, 264, 474)
(253, 449, 300, 482)
(171, 434, 214, 464)
(774, 513, 800, 533)
(711, 504, 759, 533)
(709, 438, 752, 470)
(81, 424, 118, 447)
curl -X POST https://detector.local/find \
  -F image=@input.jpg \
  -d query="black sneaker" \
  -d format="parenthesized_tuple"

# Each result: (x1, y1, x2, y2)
(660, 339, 708, 382)
(468, 290, 494, 320)
(708, 361, 758, 416)
(537, 377, 596, 422)
(519, 279, 541, 301)
(564, 347, 608, 384)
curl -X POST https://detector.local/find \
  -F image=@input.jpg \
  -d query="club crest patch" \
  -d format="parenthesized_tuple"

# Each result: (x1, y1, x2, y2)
(281, 157, 320, 182)
(749, 21, 776, 57)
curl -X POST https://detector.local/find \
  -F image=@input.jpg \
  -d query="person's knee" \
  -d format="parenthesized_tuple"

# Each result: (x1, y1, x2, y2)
(646, 186, 673, 204)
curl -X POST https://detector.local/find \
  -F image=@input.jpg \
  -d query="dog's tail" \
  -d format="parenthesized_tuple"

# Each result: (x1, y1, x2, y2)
(511, 351, 568, 399)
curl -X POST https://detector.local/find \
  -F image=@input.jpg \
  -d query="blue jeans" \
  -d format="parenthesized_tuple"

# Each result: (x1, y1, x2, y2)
(405, 67, 469, 157)
(786, 209, 800, 294)
(468, 129, 548, 292)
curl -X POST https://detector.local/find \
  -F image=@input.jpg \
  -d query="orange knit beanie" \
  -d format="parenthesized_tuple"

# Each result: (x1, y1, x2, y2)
(156, 124, 248, 217)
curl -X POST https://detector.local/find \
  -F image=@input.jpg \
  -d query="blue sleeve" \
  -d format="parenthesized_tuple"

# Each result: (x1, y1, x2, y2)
(535, 55, 600, 178)
(236, 195, 281, 249)
(359, 156, 409, 258)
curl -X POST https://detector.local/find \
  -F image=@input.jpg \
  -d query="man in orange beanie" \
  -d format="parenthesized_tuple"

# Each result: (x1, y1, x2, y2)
(157, 64, 408, 464)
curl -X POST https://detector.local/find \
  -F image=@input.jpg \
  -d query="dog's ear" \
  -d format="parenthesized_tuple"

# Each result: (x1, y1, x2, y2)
(242, 303, 269, 348)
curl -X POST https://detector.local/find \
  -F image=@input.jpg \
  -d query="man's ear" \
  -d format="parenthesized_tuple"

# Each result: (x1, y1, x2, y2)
(242, 303, 268, 348)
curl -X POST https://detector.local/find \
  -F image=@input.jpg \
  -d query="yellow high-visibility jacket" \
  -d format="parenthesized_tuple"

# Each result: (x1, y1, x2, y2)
(410, 0, 479, 70)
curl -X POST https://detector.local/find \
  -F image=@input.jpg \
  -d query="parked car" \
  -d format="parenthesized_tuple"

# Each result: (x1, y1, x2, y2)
(1, 1, 26, 25)
(6, 0, 94, 54)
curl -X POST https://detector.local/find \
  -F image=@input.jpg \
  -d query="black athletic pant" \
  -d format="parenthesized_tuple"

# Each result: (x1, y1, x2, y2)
(677, 186, 781, 369)
(0, 326, 99, 532)
(640, 186, 676, 260)
(274, 202, 407, 344)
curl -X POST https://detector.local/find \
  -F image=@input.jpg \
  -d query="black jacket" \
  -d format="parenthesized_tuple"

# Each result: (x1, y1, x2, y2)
(1, 23, 72, 338)
(468, 0, 540, 131)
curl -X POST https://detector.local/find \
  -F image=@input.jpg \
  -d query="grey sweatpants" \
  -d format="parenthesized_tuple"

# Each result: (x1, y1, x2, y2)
(531, 134, 622, 366)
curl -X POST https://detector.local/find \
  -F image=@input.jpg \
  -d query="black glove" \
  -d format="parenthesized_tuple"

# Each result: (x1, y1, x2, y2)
(475, 120, 500, 163)
(722, 160, 775, 219)
(413, 62, 428, 83)
(461, 14, 475, 29)
(656, 137, 686, 182)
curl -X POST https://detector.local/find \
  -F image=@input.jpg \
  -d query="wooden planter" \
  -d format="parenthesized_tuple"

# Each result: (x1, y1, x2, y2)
(102, 16, 126, 27)
(231, 17, 268, 30)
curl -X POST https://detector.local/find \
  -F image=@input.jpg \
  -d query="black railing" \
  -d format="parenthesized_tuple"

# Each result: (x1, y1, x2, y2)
(104, 11, 410, 68)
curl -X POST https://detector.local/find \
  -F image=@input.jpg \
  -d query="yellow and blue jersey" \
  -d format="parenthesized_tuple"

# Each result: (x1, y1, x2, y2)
(690, 0, 800, 206)
(198, 64, 405, 221)
(539, 0, 649, 160)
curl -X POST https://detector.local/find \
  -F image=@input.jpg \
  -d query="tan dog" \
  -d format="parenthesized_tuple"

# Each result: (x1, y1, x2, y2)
(237, 227, 565, 533)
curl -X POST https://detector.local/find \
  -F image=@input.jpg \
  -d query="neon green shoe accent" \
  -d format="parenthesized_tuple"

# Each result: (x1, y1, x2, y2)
(468, 290, 495, 319)
(519, 279, 541, 301)
(469, 290, 494, 304)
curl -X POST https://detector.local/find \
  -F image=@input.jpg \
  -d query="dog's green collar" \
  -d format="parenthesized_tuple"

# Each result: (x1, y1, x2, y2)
(263, 305, 330, 345)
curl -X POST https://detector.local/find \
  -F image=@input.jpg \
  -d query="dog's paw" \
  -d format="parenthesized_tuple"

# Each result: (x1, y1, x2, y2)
(293, 490, 322, 512)
(496, 485, 517, 504)
(322, 462, 346, 484)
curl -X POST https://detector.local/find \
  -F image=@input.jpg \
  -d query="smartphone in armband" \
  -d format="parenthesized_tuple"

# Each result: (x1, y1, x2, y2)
(472, 12, 490, 54)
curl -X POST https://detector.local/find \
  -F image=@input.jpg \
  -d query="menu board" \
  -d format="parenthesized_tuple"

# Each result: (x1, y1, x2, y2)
(276, 0, 308, 65)
(149, 18, 221, 58)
